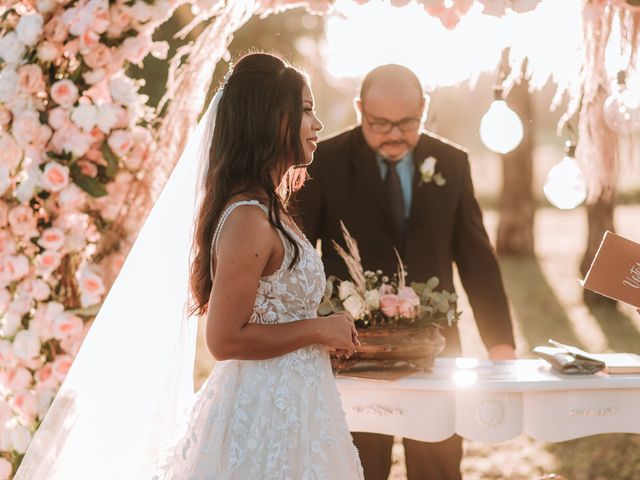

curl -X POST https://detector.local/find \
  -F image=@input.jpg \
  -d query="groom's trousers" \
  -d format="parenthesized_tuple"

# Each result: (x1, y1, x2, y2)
(352, 432, 463, 480)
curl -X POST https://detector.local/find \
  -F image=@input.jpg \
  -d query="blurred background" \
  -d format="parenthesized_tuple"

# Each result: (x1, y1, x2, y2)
(137, 1, 640, 478)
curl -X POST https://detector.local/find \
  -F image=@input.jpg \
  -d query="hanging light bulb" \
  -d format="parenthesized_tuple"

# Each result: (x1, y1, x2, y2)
(479, 88, 524, 154)
(543, 143, 587, 210)
(603, 71, 640, 135)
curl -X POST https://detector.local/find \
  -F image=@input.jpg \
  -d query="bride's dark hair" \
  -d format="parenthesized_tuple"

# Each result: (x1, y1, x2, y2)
(190, 52, 309, 315)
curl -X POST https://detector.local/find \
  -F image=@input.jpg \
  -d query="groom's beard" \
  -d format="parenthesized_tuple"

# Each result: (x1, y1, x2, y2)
(377, 140, 412, 160)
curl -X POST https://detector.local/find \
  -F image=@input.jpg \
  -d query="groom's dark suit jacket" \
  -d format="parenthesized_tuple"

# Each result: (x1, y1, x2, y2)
(295, 125, 515, 354)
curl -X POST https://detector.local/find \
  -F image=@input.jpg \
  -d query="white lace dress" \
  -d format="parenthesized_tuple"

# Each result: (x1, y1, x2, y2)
(151, 200, 363, 480)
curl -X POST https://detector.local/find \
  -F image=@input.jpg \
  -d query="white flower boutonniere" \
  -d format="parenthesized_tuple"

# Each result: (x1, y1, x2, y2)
(419, 156, 446, 186)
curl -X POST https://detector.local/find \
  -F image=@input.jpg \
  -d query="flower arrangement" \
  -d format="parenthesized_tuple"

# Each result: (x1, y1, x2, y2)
(319, 222, 460, 373)
(318, 222, 460, 330)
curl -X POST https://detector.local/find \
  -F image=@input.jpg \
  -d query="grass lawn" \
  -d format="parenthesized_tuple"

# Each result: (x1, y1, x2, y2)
(194, 205, 640, 480)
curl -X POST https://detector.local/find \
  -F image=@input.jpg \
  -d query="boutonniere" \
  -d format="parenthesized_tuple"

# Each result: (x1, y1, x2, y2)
(419, 156, 446, 186)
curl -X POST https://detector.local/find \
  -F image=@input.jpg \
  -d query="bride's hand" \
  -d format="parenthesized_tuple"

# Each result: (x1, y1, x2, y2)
(318, 312, 358, 357)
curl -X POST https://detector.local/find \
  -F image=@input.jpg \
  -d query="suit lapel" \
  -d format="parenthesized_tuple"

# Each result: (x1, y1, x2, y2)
(408, 134, 433, 221)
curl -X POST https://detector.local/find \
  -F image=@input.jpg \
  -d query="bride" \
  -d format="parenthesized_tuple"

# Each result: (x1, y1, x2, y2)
(15, 53, 364, 479)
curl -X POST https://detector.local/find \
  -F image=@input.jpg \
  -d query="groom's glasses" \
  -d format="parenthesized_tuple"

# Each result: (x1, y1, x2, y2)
(361, 108, 422, 134)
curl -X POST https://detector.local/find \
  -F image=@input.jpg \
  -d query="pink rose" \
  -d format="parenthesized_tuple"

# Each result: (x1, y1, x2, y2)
(107, 5, 131, 37)
(397, 287, 420, 318)
(57, 184, 86, 212)
(0, 340, 17, 369)
(107, 129, 133, 157)
(62, 125, 92, 157)
(36, 250, 63, 275)
(35, 363, 59, 390)
(0, 367, 32, 391)
(0, 231, 16, 256)
(60, 319, 91, 356)
(9, 391, 38, 423)
(52, 312, 83, 340)
(79, 29, 100, 51)
(12, 110, 41, 147)
(5, 255, 30, 282)
(37, 40, 63, 62)
(18, 278, 51, 301)
(41, 161, 70, 192)
(50, 79, 79, 108)
(83, 43, 112, 69)
(9, 294, 33, 315)
(77, 159, 98, 177)
(0, 132, 22, 170)
(379, 284, 395, 296)
(48, 107, 71, 130)
(379, 293, 399, 318)
(8, 204, 37, 238)
(18, 64, 46, 94)
(52, 354, 73, 381)
(31, 301, 64, 341)
(44, 15, 68, 43)
(38, 227, 66, 251)
(78, 268, 105, 307)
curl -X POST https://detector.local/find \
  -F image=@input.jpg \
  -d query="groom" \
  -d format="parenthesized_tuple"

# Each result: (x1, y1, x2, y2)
(296, 64, 516, 480)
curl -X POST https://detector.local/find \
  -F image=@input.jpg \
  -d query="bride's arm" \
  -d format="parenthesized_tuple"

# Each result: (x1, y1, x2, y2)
(205, 207, 356, 361)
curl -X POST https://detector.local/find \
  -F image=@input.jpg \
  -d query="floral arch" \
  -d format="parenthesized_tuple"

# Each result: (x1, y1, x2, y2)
(0, 0, 639, 477)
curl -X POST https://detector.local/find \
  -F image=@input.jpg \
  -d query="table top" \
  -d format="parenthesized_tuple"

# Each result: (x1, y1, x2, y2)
(336, 357, 640, 393)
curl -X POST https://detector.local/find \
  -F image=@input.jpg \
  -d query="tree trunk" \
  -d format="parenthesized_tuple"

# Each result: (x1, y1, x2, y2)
(580, 196, 616, 305)
(496, 77, 535, 256)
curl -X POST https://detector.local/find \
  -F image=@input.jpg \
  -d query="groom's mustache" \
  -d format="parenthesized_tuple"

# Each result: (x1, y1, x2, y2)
(381, 141, 409, 148)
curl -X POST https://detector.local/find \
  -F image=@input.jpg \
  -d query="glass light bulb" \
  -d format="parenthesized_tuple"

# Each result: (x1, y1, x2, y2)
(479, 100, 524, 154)
(543, 155, 587, 210)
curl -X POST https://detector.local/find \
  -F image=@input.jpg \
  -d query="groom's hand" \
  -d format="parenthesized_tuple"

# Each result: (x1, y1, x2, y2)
(488, 343, 517, 361)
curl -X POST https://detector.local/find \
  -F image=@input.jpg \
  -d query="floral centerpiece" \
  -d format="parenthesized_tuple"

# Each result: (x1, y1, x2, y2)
(319, 222, 460, 373)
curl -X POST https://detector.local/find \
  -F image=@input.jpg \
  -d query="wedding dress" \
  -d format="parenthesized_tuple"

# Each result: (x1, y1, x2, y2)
(151, 200, 364, 480)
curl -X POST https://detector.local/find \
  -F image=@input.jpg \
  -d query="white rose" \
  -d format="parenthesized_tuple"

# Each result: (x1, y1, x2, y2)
(343, 294, 367, 320)
(364, 289, 380, 310)
(12, 330, 41, 361)
(83, 68, 106, 85)
(0, 288, 10, 312)
(420, 156, 437, 177)
(9, 423, 32, 454)
(0, 132, 23, 170)
(0, 68, 19, 103)
(96, 103, 120, 133)
(36, 0, 57, 14)
(16, 13, 44, 47)
(71, 104, 98, 132)
(37, 40, 63, 63)
(109, 74, 138, 106)
(15, 166, 40, 203)
(0, 32, 27, 66)
(338, 281, 357, 301)
(0, 312, 22, 337)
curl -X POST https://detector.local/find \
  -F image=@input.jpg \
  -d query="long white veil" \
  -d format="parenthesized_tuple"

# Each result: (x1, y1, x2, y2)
(14, 93, 221, 479)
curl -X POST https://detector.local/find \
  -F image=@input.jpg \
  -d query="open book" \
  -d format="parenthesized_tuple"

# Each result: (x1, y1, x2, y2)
(534, 340, 640, 375)
(582, 231, 640, 308)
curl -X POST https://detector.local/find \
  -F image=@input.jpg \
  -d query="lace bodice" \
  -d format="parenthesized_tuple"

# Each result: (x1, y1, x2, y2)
(211, 200, 327, 325)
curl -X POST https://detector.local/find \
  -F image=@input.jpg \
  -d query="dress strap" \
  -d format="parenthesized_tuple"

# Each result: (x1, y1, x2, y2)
(210, 200, 269, 279)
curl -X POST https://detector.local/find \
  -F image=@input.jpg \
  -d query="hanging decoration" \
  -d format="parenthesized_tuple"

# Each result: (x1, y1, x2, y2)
(543, 142, 588, 209)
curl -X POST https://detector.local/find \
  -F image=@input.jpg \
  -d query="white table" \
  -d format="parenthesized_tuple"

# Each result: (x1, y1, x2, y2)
(336, 358, 640, 442)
